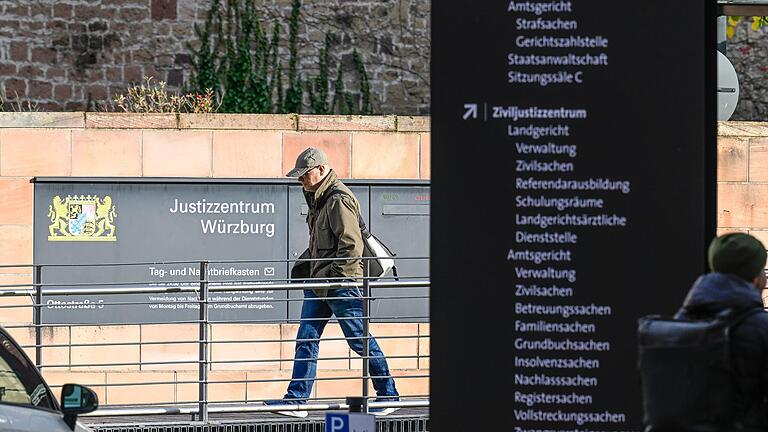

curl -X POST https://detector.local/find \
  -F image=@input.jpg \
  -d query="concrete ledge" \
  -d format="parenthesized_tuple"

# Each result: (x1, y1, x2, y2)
(718, 121, 768, 137)
(397, 116, 430, 132)
(0, 113, 429, 133)
(85, 113, 178, 129)
(179, 113, 297, 130)
(0, 112, 84, 128)
(298, 115, 397, 131)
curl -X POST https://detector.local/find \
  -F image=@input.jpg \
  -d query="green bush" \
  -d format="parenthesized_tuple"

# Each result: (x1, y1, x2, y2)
(187, 0, 373, 115)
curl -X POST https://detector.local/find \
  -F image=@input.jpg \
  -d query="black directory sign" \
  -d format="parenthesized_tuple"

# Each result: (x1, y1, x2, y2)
(432, 1, 715, 430)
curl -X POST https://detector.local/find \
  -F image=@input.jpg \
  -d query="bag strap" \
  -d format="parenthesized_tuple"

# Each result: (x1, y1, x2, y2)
(321, 188, 399, 255)
(316, 187, 370, 237)
(726, 307, 764, 328)
(317, 187, 399, 279)
(677, 306, 763, 328)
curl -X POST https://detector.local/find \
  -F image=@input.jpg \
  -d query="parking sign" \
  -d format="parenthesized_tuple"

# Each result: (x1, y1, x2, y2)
(325, 412, 375, 432)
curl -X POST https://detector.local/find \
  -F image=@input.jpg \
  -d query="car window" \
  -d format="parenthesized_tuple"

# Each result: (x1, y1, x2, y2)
(0, 334, 54, 410)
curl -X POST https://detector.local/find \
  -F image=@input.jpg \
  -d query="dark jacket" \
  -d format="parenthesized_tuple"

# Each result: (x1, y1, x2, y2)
(677, 272, 768, 431)
(302, 170, 363, 295)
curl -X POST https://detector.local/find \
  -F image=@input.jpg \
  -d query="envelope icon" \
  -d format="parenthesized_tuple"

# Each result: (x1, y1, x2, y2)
(264, 267, 275, 276)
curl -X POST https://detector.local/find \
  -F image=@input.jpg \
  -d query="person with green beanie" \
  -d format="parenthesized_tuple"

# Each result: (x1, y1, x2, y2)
(674, 233, 768, 431)
(708, 232, 768, 286)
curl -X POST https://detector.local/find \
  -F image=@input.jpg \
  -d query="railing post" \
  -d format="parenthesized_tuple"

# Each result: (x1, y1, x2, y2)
(198, 261, 209, 422)
(33, 265, 42, 369)
(361, 259, 370, 413)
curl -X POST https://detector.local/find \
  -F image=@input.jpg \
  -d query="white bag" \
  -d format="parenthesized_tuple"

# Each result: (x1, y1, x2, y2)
(362, 232, 397, 280)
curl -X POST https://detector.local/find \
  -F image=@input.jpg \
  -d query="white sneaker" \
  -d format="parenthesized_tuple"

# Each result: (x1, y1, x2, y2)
(370, 407, 400, 417)
(276, 409, 308, 418)
(263, 401, 309, 418)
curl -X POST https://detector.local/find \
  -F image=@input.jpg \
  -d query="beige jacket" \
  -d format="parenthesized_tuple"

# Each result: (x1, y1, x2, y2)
(304, 170, 363, 295)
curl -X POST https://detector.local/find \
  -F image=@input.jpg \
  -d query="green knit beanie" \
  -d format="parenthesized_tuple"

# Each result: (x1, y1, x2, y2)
(708, 233, 767, 281)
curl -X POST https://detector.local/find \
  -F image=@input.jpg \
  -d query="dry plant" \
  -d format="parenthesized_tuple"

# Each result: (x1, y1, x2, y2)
(113, 76, 219, 113)
(0, 89, 40, 112)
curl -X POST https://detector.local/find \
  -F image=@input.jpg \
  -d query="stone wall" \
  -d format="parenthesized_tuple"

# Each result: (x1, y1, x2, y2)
(0, 112, 430, 405)
(717, 122, 768, 239)
(0, 0, 431, 115)
(727, 21, 768, 120)
(7, 0, 768, 120)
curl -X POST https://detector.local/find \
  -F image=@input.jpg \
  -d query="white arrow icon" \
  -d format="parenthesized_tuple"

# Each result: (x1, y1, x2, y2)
(463, 104, 478, 120)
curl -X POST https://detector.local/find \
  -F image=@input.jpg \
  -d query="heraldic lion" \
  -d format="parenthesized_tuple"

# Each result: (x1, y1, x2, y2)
(47, 196, 70, 237)
(95, 196, 116, 237)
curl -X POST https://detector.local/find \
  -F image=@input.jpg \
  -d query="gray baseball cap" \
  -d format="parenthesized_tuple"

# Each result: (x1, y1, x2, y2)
(286, 147, 329, 177)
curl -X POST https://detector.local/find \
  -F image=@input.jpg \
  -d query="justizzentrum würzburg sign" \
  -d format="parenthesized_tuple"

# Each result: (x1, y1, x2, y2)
(33, 178, 429, 325)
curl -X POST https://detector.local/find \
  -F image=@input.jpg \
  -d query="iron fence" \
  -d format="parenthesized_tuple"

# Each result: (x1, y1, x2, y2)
(0, 256, 430, 422)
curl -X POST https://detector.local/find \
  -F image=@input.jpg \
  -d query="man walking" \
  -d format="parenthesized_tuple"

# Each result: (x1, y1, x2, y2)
(267, 147, 399, 417)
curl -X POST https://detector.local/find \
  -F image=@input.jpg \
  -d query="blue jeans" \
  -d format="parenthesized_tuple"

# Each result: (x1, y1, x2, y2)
(283, 287, 399, 402)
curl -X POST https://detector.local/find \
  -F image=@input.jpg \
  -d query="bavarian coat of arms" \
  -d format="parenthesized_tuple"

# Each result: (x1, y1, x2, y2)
(47, 195, 117, 241)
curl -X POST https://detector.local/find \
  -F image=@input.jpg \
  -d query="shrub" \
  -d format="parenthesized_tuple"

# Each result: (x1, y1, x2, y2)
(187, 0, 373, 115)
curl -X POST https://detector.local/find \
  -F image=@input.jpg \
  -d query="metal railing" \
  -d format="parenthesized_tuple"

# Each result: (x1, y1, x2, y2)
(0, 256, 430, 421)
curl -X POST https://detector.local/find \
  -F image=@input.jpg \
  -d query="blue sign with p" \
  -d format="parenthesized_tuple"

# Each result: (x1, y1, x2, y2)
(326, 412, 375, 432)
